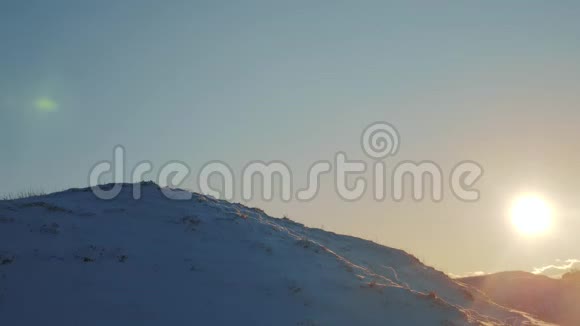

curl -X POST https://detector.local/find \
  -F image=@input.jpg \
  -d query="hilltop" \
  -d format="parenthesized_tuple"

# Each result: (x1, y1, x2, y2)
(0, 183, 546, 325)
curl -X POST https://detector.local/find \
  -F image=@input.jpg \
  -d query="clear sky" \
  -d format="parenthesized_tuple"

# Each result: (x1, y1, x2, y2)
(2, 1, 580, 276)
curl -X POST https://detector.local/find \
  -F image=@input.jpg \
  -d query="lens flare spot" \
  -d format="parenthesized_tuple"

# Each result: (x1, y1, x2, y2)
(34, 97, 58, 112)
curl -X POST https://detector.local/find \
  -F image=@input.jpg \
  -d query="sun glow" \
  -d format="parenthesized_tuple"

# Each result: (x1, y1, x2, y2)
(510, 194, 552, 236)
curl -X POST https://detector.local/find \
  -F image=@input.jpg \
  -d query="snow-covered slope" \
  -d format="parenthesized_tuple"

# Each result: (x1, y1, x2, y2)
(0, 183, 547, 325)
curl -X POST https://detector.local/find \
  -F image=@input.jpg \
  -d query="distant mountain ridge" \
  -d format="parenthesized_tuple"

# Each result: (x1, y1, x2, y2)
(0, 182, 547, 325)
(459, 271, 580, 325)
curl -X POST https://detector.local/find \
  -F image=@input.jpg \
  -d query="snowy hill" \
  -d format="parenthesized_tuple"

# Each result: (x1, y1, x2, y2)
(0, 183, 547, 325)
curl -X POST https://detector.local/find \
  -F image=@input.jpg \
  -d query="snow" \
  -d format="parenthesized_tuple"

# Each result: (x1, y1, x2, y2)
(0, 183, 549, 325)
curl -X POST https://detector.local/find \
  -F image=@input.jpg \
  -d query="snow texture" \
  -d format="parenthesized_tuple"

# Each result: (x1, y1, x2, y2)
(0, 183, 550, 326)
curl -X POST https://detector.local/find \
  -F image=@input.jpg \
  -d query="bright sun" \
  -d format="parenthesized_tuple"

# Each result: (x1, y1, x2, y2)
(510, 194, 552, 236)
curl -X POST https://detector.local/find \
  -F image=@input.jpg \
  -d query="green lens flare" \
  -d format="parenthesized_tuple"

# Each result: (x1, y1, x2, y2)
(34, 97, 58, 112)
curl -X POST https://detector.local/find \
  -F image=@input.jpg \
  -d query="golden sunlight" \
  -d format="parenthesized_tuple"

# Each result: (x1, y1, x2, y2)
(510, 194, 553, 236)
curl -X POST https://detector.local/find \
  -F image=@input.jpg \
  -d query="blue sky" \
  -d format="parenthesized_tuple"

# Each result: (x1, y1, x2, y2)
(2, 1, 580, 275)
